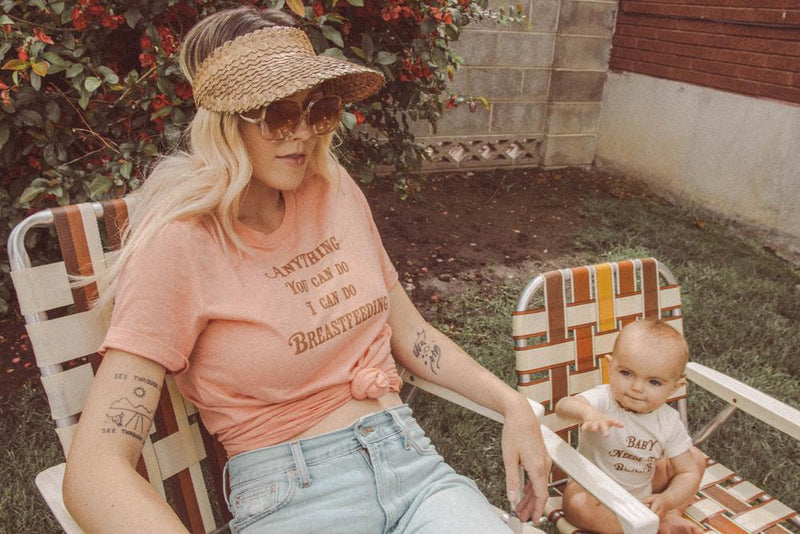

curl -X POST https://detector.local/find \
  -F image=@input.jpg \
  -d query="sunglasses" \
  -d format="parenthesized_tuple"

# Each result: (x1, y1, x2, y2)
(239, 94, 343, 141)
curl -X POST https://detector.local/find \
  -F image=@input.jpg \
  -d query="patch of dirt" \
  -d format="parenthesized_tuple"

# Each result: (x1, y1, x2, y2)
(0, 166, 651, 394)
(365, 166, 651, 312)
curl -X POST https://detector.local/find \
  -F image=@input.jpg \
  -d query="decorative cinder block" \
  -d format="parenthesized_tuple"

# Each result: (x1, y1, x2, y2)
(412, 135, 546, 170)
(491, 102, 548, 134)
(544, 134, 598, 166)
(558, 0, 618, 36)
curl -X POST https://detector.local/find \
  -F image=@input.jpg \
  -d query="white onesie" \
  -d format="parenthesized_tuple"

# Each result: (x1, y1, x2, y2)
(577, 384, 692, 499)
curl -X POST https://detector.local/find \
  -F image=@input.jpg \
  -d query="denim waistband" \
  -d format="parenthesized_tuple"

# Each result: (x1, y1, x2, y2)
(224, 404, 414, 492)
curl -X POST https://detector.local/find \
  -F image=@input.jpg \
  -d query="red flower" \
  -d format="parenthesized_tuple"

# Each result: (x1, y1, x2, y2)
(140, 36, 153, 49)
(312, 1, 324, 17)
(16, 47, 29, 62)
(101, 13, 124, 29)
(157, 26, 178, 54)
(28, 156, 42, 171)
(33, 28, 54, 45)
(174, 82, 193, 100)
(139, 53, 156, 69)
(86, 4, 104, 17)
(354, 111, 366, 125)
(151, 93, 170, 110)
(152, 117, 164, 132)
(3, 25, 11, 34)
(71, 7, 89, 31)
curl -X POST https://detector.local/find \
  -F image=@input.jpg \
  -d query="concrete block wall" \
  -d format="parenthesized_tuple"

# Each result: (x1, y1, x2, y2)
(413, 0, 619, 169)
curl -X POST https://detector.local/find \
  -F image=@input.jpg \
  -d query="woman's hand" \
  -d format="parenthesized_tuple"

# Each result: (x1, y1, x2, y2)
(501, 394, 552, 524)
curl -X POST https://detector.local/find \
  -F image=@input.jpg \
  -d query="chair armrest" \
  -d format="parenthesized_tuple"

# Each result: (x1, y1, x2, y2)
(540, 426, 659, 534)
(35, 463, 85, 534)
(402, 370, 657, 534)
(400, 371, 545, 423)
(686, 362, 800, 442)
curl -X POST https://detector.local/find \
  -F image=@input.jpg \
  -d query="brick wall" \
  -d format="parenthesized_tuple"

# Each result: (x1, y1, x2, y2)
(610, 1, 800, 104)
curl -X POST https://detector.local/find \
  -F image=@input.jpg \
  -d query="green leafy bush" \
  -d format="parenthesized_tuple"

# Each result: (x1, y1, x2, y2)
(0, 0, 522, 315)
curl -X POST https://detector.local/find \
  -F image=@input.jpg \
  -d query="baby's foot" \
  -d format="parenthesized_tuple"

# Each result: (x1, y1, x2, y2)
(657, 510, 703, 534)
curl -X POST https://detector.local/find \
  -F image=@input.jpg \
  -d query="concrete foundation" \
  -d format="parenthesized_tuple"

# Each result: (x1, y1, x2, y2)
(596, 71, 800, 245)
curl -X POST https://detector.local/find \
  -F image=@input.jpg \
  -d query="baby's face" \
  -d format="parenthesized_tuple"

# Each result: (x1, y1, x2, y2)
(608, 338, 684, 414)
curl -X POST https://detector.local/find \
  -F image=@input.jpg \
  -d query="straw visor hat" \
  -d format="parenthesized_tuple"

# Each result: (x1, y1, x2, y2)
(192, 26, 385, 113)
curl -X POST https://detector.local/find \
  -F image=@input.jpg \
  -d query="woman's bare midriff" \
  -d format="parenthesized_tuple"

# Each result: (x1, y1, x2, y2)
(294, 392, 404, 440)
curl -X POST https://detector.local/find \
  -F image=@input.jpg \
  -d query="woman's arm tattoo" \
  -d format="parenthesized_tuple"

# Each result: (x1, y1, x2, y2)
(100, 373, 159, 442)
(412, 330, 442, 374)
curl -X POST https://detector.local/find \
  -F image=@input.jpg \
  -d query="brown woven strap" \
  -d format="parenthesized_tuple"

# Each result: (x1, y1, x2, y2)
(152, 387, 207, 533)
(544, 271, 568, 410)
(641, 258, 660, 319)
(200, 421, 233, 523)
(52, 205, 98, 313)
(100, 198, 129, 250)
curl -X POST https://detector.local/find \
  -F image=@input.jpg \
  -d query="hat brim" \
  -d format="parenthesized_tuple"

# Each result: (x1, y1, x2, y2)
(199, 52, 385, 114)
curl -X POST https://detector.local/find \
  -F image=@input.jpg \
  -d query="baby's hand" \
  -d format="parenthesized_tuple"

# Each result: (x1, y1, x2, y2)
(642, 493, 672, 519)
(580, 413, 623, 437)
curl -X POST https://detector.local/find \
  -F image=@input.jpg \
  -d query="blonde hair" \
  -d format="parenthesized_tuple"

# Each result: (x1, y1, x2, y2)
(93, 6, 339, 309)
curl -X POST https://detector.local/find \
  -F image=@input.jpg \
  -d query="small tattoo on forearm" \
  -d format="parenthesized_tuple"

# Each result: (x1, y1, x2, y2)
(413, 330, 442, 374)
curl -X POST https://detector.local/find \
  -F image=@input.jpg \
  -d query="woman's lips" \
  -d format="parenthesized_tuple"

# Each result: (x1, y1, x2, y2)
(277, 153, 306, 166)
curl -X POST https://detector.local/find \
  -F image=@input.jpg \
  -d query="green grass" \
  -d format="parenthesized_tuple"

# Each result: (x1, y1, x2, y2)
(3, 188, 799, 532)
(0, 383, 62, 533)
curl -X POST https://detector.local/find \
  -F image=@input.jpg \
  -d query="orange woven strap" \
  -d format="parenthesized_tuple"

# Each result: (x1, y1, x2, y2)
(595, 263, 615, 333)
(571, 266, 594, 373)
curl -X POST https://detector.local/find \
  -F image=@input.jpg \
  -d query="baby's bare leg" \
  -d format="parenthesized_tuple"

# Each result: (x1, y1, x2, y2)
(562, 480, 624, 534)
(652, 447, 706, 499)
(650, 447, 706, 534)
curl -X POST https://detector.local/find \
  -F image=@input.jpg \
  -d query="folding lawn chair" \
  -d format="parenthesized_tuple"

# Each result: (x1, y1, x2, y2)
(511, 258, 800, 534)
(9, 198, 548, 534)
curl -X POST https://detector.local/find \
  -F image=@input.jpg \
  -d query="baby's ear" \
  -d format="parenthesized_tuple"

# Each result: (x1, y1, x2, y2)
(674, 375, 687, 390)
(604, 354, 614, 366)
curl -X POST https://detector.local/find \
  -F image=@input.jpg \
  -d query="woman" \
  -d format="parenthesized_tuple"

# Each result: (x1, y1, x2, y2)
(63, 6, 550, 533)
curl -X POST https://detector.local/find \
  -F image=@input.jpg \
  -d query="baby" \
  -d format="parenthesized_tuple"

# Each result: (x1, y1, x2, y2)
(555, 319, 705, 534)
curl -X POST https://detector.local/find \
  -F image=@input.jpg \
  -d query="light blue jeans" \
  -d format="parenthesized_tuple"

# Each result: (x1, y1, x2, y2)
(224, 405, 511, 533)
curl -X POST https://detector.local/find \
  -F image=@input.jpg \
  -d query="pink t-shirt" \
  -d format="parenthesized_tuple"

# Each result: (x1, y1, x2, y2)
(101, 167, 400, 457)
